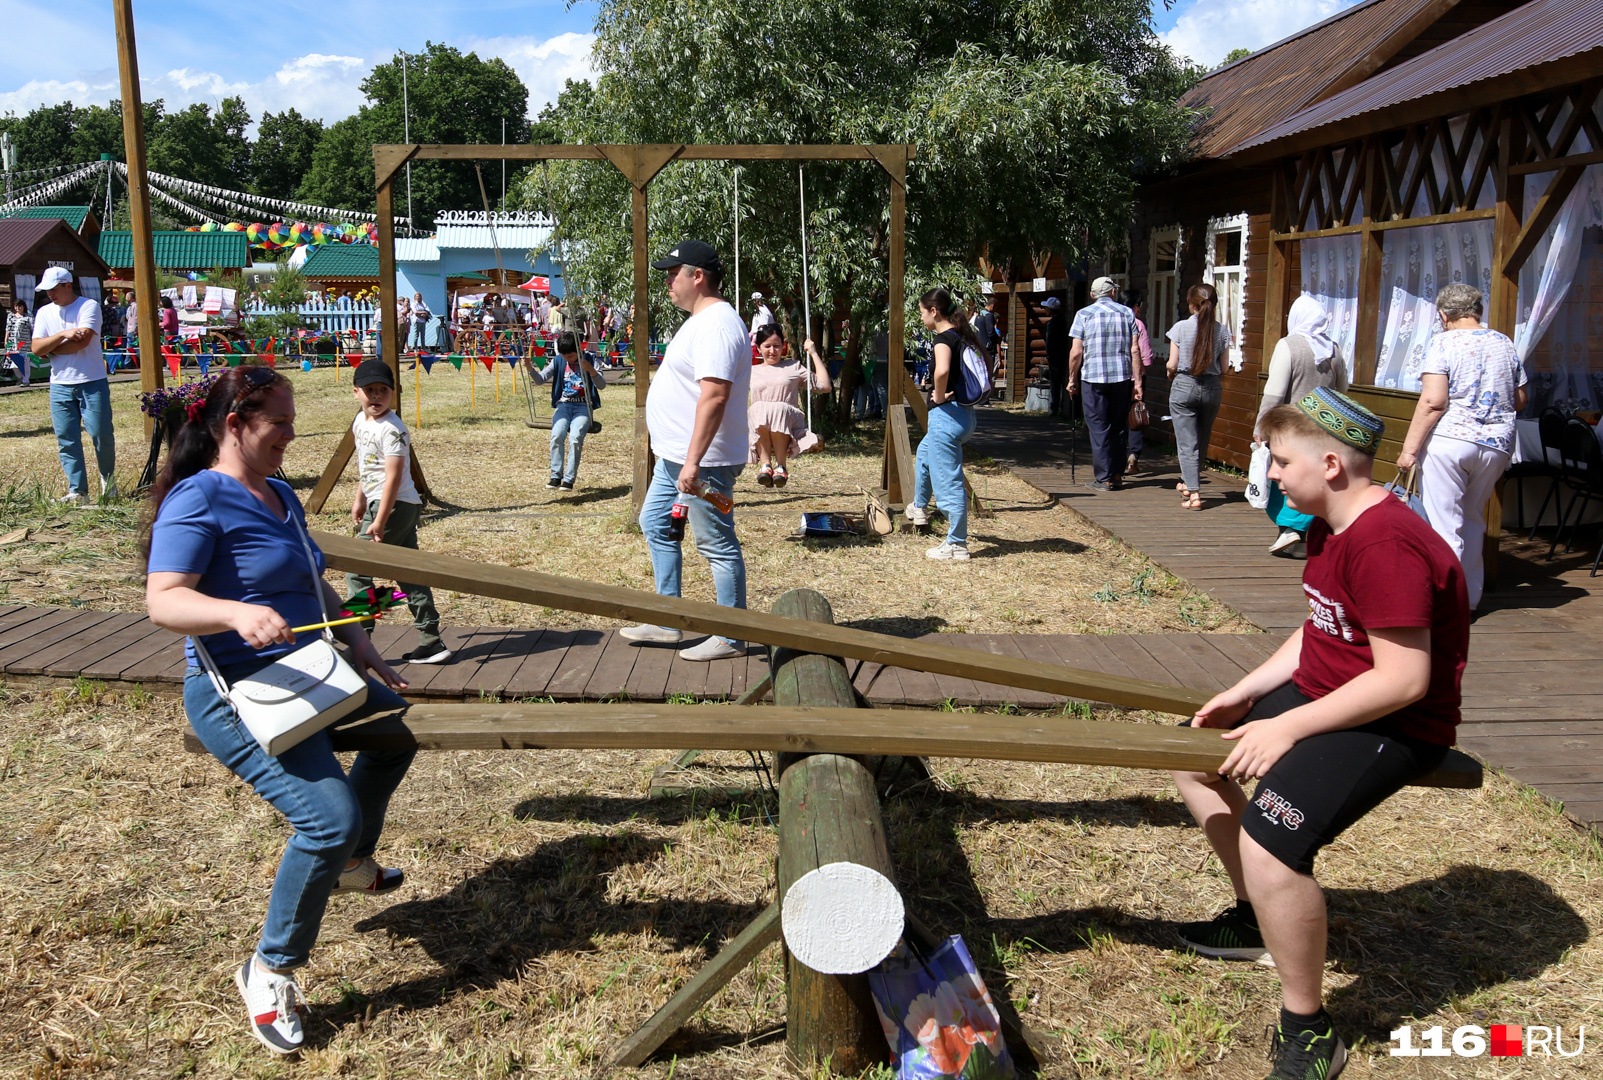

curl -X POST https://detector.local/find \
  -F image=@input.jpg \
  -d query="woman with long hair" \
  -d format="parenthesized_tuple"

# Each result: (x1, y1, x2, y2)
(907, 287, 983, 560)
(1166, 283, 1232, 510)
(747, 323, 832, 487)
(144, 365, 415, 1056)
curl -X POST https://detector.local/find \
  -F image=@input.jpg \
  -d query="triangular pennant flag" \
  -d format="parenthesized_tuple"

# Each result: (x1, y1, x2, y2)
(163, 347, 180, 378)
(198, 355, 211, 376)
(346, 353, 362, 369)
(264, 338, 277, 357)
(479, 356, 494, 373)
(263, 354, 275, 369)
(107, 353, 122, 373)
(226, 354, 242, 367)
(419, 355, 438, 374)
(448, 356, 463, 371)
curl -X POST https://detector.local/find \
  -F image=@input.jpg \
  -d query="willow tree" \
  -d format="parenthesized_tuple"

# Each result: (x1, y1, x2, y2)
(522, 0, 1200, 415)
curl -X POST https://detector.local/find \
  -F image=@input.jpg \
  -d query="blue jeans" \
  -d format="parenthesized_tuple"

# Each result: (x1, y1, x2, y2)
(638, 456, 745, 644)
(184, 662, 416, 970)
(549, 402, 592, 482)
(49, 379, 116, 496)
(912, 401, 976, 545)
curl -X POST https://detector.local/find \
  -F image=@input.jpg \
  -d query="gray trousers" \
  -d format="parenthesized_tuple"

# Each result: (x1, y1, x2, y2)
(346, 499, 444, 652)
(1171, 373, 1222, 492)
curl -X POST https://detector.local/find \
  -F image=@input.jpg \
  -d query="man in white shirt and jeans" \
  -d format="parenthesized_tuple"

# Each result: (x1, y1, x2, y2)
(621, 240, 751, 662)
(30, 267, 116, 502)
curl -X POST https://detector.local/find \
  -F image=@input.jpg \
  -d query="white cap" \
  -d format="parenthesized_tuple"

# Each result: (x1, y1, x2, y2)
(751, 291, 764, 301)
(1090, 276, 1119, 298)
(38, 266, 73, 291)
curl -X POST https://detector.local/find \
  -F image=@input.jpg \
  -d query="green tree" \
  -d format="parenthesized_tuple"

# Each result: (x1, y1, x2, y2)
(298, 43, 531, 227)
(147, 99, 252, 189)
(1219, 47, 1254, 68)
(253, 108, 325, 200)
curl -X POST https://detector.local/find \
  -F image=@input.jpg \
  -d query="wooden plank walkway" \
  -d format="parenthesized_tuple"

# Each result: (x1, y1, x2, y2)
(969, 408, 1603, 831)
(0, 600, 1270, 711)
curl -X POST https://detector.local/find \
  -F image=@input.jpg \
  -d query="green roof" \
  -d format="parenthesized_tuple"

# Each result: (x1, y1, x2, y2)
(0, 205, 92, 230)
(97, 230, 250, 270)
(299, 243, 379, 278)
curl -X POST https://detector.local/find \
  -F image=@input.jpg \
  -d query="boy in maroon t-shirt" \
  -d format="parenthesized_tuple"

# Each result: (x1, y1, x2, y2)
(1170, 387, 1469, 1080)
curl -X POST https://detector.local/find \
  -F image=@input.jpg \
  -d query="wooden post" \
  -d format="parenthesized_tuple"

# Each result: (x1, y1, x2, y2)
(772, 588, 898, 1075)
(111, 0, 163, 435)
(1352, 146, 1384, 386)
(631, 182, 652, 515)
(1485, 114, 1527, 591)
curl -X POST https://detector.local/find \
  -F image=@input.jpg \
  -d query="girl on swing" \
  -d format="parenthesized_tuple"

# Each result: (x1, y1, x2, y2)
(748, 323, 832, 487)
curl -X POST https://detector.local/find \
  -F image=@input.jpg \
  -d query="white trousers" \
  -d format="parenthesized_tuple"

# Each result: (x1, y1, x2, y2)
(1420, 435, 1508, 608)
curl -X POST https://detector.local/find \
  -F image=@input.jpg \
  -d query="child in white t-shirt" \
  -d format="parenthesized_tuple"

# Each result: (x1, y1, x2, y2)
(348, 358, 450, 664)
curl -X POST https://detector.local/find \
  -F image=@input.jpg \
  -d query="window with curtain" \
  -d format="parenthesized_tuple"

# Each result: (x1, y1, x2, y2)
(1298, 233, 1361, 383)
(1373, 219, 1496, 390)
(1516, 164, 1603, 415)
(1206, 215, 1247, 370)
(1148, 226, 1180, 343)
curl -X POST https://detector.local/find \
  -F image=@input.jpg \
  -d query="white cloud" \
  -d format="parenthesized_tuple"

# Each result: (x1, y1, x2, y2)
(1160, 0, 1350, 69)
(459, 32, 597, 113)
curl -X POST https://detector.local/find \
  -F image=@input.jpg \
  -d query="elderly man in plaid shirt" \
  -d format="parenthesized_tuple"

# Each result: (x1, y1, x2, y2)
(1068, 277, 1143, 490)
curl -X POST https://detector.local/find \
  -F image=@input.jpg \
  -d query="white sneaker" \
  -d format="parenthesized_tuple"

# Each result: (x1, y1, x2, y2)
(55, 492, 84, 504)
(234, 958, 307, 1055)
(1269, 529, 1302, 554)
(99, 473, 117, 500)
(620, 624, 683, 644)
(904, 506, 929, 527)
(679, 637, 744, 662)
(332, 854, 405, 894)
(926, 542, 971, 561)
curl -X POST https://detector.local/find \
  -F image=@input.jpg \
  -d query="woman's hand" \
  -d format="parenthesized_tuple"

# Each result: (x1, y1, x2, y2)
(1219, 719, 1297, 781)
(352, 638, 408, 690)
(1190, 686, 1255, 728)
(230, 603, 295, 650)
(1395, 449, 1417, 471)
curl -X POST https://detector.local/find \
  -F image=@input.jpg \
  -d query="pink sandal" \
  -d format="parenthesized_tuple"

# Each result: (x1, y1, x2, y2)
(757, 465, 774, 487)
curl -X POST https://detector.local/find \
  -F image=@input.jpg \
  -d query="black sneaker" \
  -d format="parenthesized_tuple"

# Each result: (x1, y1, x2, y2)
(547, 476, 562, 489)
(1264, 1018, 1346, 1080)
(401, 645, 453, 665)
(1178, 900, 1272, 964)
(560, 479, 575, 490)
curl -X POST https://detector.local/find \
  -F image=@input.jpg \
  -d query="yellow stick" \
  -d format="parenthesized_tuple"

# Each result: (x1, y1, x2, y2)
(291, 613, 383, 634)
(495, 355, 501, 402)
(471, 347, 476, 408)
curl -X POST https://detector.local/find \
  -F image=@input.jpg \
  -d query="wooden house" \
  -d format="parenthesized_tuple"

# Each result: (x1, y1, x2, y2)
(0, 218, 112, 314)
(1125, 0, 1603, 475)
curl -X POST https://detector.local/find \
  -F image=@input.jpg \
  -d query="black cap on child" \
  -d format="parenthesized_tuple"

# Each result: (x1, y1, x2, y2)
(353, 358, 395, 389)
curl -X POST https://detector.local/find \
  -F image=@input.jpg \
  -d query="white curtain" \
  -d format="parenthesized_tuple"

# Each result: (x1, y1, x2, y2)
(1373, 220, 1496, 389)
(14, 275, 35, 314)
(1299, 233, 1361, 382)
(1515, 165, 1603, 412)
(77, 277, 101, 302)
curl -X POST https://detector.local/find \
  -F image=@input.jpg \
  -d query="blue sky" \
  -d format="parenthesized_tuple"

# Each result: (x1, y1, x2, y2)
(0, 1, 1356, 125)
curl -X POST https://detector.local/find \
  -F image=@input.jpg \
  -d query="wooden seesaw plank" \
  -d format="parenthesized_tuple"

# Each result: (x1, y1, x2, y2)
(179, 701, 1482, 788)
(312, 532, 1214, 715)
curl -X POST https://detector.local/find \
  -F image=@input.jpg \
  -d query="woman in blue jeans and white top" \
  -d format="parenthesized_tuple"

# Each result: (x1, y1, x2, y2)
(144, 365, 415, 1056)
(1167, 283, 1232, 511)
(529, 331, 602, 490)
(906, 287, 980, 560)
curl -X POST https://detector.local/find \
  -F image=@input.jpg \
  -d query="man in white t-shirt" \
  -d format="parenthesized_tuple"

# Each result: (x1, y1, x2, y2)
(622, 239, 751, 662)
(30, 268, 116, 503)
(749, 292, 773, 340)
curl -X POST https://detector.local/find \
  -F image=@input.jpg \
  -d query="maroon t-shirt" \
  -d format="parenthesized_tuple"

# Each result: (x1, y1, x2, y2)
(1296, 495, 1470, 745)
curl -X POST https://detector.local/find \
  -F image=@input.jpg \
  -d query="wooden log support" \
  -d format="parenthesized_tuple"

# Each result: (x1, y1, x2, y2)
(772, 589, 899, 1073)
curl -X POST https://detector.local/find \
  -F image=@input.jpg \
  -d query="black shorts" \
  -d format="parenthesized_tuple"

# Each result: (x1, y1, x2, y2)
(1195, 683, 1450, 874)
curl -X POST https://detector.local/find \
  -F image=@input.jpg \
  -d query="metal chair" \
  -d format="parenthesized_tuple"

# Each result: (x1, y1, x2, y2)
(1548, 418, 1603, 574)
(1507, 407, 1567, 536)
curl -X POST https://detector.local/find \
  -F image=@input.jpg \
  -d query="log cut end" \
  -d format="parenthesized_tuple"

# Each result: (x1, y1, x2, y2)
(781, 861, 905, 975)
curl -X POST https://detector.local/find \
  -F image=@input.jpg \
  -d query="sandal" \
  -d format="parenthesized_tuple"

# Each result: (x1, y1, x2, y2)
(1182, 492, 1202, 511)
(772, 467, 789, 488)
(757, 465, 774, 488)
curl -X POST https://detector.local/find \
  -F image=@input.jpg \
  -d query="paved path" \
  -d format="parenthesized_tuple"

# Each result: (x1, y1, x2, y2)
(969, 407, 1603, 831)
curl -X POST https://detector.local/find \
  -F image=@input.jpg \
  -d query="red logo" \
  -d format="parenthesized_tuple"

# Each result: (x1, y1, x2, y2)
(1491, 1025, 1523, 1057)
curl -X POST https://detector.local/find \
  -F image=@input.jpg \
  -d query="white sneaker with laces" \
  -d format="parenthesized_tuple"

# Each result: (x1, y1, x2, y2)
(926, 542, 970, 561)
(679, 637, 744, 662)
(620, 624, 683, 644)
(1269, 529, 1302, 554)
(55, 492, 83, 504)
(235, 958, 307, 1055)
(332, 854, 404, 894)
(904, 506, 929, 527)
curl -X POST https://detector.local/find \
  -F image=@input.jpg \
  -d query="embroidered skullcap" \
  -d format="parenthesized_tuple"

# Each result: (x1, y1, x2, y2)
(1296, 387, 1384, 456)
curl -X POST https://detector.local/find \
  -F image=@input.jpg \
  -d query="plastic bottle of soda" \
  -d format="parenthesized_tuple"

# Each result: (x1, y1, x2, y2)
(667, 500, 689, 542)
(686, 481, 734, 515)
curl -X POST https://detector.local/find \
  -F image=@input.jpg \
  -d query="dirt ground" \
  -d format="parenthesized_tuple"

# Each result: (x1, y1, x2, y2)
(1, 685, 1598, 1079)
(0, 366, 1246, 636)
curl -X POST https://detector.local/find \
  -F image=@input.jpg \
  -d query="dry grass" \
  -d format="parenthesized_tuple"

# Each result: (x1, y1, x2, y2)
(0, 368, 1246, 636)
(1, 685, 1599, 1079)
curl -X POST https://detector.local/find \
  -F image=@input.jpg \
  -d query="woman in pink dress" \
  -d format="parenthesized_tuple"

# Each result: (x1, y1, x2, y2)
(748, 324, 832, 487)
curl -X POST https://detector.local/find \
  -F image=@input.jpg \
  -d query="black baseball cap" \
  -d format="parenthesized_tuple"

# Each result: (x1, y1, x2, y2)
(651, 239, 723, 274)
(353, 358, 395, 389)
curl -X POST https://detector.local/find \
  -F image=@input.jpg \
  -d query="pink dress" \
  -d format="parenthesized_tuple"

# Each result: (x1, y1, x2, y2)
(748, 361, 824, 462)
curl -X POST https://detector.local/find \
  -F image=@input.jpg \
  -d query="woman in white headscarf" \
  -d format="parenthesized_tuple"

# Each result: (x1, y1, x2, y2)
(1255, 295, 1349, 553)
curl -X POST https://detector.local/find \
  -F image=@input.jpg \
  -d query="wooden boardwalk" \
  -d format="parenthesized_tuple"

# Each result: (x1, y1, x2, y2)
(969, 408, 1603, 831)
(0, 601, 1279, 711)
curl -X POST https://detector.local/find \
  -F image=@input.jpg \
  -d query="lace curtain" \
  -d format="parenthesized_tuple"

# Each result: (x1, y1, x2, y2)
(1298, 234, 1360, 382)
(1372, 220, 1496, 390)
(1515, 165, 1603, 414)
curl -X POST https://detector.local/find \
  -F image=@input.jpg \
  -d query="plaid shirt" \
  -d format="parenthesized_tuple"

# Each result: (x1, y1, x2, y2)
(1069, 298, 1137, 383)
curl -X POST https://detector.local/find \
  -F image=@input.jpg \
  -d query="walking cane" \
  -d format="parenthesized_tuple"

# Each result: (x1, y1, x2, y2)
(1069, 392, 1078, 484)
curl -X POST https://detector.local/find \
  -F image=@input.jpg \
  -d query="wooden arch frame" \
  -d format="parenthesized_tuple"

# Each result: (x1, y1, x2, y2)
(305, 143, 918, 515)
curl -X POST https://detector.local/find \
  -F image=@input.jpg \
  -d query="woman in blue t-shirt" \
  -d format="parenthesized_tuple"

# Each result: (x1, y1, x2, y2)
(144, 365, 415, 1057)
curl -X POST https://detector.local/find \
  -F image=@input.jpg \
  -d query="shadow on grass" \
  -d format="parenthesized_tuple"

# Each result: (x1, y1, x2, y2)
(967, 535, 1087, 558)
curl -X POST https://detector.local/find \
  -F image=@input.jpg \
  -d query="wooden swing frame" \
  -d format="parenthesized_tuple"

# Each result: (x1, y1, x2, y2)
(304, 143, 922, 516)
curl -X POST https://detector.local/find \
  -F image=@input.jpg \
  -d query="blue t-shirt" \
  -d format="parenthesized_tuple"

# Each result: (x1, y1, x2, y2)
(147, 471, 328, 670)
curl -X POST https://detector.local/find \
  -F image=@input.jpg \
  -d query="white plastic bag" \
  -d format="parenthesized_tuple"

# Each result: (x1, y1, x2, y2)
(1245, 441, 1271, 509)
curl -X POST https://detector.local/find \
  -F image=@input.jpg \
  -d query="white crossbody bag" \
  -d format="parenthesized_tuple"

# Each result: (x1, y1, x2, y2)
(191, 511, 369, 756)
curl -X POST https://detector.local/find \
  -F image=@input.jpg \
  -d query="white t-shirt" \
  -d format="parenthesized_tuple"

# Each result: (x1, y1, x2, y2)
(647, 300, 751, 467)
(33, 297, 106, 384)
(352, 410, 421, 505)
(749, 304, 773, 336)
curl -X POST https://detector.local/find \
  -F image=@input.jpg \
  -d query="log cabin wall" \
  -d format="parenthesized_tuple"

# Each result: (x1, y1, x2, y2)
(989, 253, 1076, 404)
